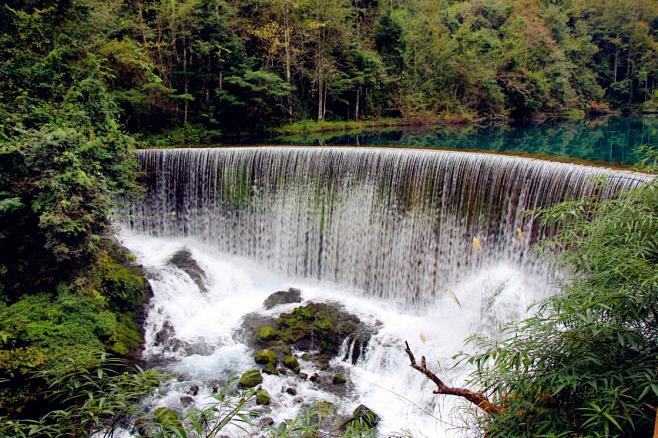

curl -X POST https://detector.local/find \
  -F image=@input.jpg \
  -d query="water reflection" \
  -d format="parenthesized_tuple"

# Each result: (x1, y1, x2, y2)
(269, 116, 657, 165)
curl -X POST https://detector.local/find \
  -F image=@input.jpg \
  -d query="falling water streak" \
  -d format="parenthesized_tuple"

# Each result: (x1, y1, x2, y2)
(124, 147, 650, 310)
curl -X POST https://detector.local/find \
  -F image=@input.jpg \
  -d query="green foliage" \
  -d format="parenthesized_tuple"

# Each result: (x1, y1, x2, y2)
(0, 274, 147, 416)
(463, 179, 658, 436)
(0, 355, 162, 437)
(181, 375, 258, 437)
(145, 124, 223, 148)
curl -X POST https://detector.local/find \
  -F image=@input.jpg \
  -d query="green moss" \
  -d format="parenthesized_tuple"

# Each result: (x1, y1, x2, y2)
(332, 374, 347, 384)
(254, 349, 277, 365)
(282, 355, 300, 373)
(154, 407, 186, 436)
(256, 326, 279, 342)
(256, 389, 271, 405)
(89, 246, 149, 311)
(238, 369, 263, 388)
(273, 303, 359, 354)
(108, 312, 142, 356)
(262, 363, 278, 375)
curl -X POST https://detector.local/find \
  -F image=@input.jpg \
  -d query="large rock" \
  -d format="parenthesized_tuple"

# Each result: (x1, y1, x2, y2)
(169, 249, 207, 293)
(263, 288, 302, 309)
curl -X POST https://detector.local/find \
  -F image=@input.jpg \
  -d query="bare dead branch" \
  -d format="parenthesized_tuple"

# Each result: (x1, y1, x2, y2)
(404, 341, 502, 415)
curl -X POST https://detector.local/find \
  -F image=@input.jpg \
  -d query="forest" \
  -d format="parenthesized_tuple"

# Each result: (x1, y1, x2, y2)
(2, 0, 658, 142)
(0, 0, 657, 437)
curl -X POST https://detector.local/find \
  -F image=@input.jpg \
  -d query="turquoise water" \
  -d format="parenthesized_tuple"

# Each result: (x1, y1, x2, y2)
(267, 116, 657, 166)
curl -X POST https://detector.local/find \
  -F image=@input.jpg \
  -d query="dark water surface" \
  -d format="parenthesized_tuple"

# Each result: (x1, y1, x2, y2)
(258, 116, 657, 166)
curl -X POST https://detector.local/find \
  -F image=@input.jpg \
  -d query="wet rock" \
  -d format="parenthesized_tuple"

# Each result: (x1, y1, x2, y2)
(298, 372, 308, 380)
(293, 396, 304, 404)
(207, 379, 224, 393)
(239, 313, 276, 342)
(238, 370, 263, 388)
(263, 288, 302, 309)
(153, 321, 212, 357)
(154, 321, 176, 347)
(309, 373, 319, 382)
(285, 387, 297, 396)
(180, 395, 194, 407)
(258, 417, 274, 427)
(187, 384, 199, 396)
(253, 405, 272, 415)
(169, 249, 207, 293)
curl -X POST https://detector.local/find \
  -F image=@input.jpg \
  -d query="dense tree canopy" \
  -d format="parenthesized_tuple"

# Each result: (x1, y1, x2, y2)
(1, 0, 657, 140)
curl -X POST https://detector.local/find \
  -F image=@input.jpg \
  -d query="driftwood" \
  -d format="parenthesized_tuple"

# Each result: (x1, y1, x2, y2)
(404, 341, 502, 415)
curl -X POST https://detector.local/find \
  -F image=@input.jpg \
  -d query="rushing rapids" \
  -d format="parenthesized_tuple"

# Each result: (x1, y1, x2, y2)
(125, 147, 648, 309)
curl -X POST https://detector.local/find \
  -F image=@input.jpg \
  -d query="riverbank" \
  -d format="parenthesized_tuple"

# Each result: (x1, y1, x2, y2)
(274, 113, 483, 136)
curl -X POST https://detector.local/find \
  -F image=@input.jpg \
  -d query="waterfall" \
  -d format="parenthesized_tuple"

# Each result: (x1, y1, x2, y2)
(125, 147, 649, 309)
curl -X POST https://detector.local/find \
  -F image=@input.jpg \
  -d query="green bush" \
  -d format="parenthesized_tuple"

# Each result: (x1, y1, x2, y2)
(464, 180, 658, 437)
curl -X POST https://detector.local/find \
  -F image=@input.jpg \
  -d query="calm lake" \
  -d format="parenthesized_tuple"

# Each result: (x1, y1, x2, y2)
(259, 116, 658, 166)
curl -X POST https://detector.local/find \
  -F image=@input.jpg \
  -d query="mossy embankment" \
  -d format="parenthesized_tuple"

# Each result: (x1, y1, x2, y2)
(0, 240, 151, 416)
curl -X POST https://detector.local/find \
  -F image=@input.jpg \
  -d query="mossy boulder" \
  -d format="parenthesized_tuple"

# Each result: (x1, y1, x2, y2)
(247, 302, 375, 370)
(154, 407, 186, 436)
(256, 389, 271, 405)
(274, 303, 361, 356)
(238, 369, 263, 388)
(282, 354, 300, 373)
(254, 349, 277, 365)
(255, 349, 279, 375)
(332, 374, 347, 385)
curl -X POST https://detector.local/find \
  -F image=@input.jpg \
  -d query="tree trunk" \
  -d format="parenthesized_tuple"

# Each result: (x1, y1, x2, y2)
(282, 1, 293, 120)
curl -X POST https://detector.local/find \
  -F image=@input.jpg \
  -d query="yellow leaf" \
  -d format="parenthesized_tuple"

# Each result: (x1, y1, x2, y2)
(472, 236, 481, 252)
(448, 291, 462, 308)
(419, 333, 427, 343)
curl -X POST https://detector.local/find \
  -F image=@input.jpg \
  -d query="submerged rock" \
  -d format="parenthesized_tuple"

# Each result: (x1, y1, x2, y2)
(169, 249, 207, 293)
(263, 288, 302, 309)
